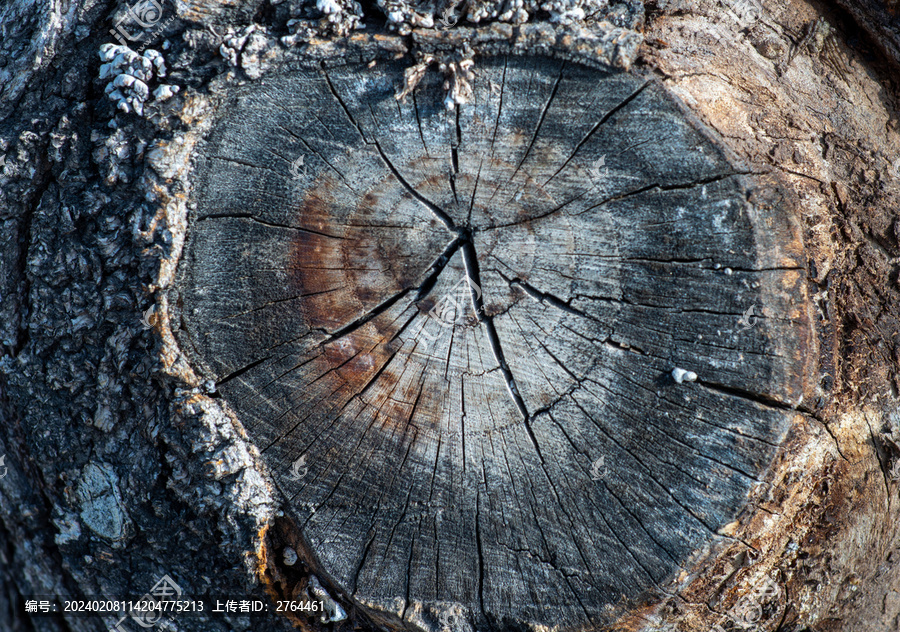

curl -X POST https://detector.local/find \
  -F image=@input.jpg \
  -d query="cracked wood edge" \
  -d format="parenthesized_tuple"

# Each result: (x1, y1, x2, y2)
(633, 0, 900, 630)
(171, 51, 817, 631)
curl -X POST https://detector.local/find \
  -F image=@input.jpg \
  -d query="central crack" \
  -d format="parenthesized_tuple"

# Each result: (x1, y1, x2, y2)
(310, 101, 535, 426)
(426, 216, 531, 424)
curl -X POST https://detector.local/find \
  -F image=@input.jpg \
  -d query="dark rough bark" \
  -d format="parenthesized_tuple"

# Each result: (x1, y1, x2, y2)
(1, 0, 900, 631)
(832, 0, 900, 69)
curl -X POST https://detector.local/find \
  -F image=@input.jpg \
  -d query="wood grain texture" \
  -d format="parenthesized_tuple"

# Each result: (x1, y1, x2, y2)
(176, 54, 814, 630)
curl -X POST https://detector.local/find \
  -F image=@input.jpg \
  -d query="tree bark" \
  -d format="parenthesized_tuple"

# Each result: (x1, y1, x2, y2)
(2, 0, 900, 631)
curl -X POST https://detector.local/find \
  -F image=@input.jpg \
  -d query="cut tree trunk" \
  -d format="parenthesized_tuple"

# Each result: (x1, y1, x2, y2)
(2, 1, 900, 632)
(178, 51, 813, 631)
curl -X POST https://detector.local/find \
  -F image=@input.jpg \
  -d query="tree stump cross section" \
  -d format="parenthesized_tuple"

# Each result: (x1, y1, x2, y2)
(177, 53, 812, 630)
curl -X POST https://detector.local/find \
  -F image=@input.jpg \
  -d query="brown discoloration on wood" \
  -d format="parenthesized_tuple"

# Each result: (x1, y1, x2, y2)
(258, 518, 358, 632)
(629, 2, 900, 629)
(287, 169, 450, 334)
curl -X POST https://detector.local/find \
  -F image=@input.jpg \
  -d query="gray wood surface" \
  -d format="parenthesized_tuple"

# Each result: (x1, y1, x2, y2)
(177, 55, 812, 630)
(183, 57, 808, 626)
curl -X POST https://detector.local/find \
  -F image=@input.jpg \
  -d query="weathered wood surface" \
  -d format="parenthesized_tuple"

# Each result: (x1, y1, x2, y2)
(3, 0, 900, 630)
(176, 54, 814, 629)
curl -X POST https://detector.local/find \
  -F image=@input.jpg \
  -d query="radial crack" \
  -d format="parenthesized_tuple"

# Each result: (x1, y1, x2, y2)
(542, 80, 651, 187)
(215, 356, 271, 388)
(484, 61, 567, 208)
(373, 139, 458, 231)
(461, 240, 530, 422)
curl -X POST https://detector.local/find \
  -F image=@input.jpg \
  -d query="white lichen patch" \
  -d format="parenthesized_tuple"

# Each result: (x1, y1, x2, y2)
(98, 44, 179, 117)
(75, 462, 131, 541)
(52, 511, 83, 546)
(219, 24, 256, 67)
(395, 54, 476, 109)
(280, 3, 363, 45)
(439, 58, 475, 109)
(376, 0, 639, 33)
(316, 0, 364, 34)
(153, 84, 180, 101)
(218, 25, 281, 79)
